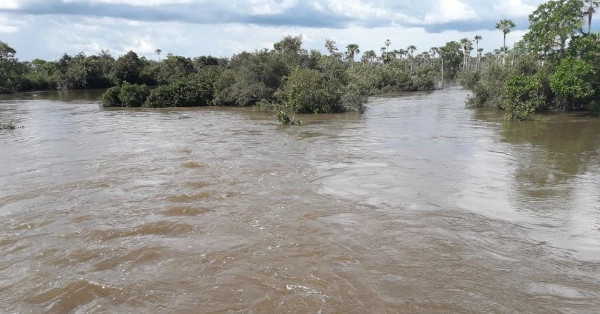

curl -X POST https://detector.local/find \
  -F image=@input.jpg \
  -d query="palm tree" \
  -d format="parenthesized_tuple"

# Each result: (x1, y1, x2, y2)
(584, 0, 600, 34)
(496, 19, 515, 66)
(345, 43, 360, 66)
(477, 48, 484, 69)
(429, 47, 438, 59)
(474, 35, 482, 70)
(155, 49, 162, 61)
(407, 45, 417, 74)
(459, 38, 472, 71)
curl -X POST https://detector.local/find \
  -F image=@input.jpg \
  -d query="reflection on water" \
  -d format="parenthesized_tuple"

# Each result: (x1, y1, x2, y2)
(1, 88, 600, 312)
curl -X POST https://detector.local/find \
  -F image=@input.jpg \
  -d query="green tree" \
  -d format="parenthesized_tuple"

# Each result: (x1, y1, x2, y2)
(550, 56, 596, 109)
(111, 51, 144, 85)
(496, 19, 516, 66)
(0, 41, 18, 93)
(523, 0, 584, 58)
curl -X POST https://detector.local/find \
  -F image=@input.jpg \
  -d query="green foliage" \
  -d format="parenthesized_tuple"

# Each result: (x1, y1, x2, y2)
(0, 41, 19, 93)
(550, 56, 596, 109)
(276, 110, 300, 125)
(118, 83, 150, 107)
(213, 50, 287, 107)
(156, 54, 195, 84)
(145, 76, 213, 108)
(503, 73, 550, 120)
(523, 0, 584, 58)
(440, 41, 464, 82)
(111, 51, 144, 85)
(278, 68, 339, 114)
(466, 64, 512, 108)
(458, 71, 480, 90)
(100, 86, 122, 107)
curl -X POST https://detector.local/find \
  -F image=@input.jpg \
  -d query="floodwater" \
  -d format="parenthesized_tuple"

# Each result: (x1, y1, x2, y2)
(1, 88, 599, 312)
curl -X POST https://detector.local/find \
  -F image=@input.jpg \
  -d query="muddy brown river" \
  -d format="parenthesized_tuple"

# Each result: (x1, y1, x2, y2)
(1, 88, 599, 312)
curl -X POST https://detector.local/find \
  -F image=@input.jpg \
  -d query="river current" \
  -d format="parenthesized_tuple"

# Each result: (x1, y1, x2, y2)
(1, 88, 599, 312)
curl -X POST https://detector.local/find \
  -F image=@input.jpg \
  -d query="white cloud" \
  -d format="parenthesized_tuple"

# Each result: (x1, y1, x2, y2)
(0, 0, 27, 9)
(241, 0, 299, 15)
(424, 0, 477, 24)
(62, 0, 193, 6)
(0, 15, 20, 33)
(493, 0, 537, 18)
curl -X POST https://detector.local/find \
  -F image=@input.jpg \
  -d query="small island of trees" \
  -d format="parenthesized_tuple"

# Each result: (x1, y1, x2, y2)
(1, 0, 600, 123)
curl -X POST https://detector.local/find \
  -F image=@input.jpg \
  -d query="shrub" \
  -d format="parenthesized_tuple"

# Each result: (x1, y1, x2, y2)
(118, 82, 150, 107)
(99, 86, 122, 107)
(145, 78, 213, 108)
(550, 56, 595, 110)
(145, 85, 176, 108)
(466, 64, 511, 109)
(502, 73, 549, 120)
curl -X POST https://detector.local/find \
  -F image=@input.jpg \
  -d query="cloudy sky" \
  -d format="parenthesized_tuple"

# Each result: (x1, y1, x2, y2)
(0, 0, 557, 61)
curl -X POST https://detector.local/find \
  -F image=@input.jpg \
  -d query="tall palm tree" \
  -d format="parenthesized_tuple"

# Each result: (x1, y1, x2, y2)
(429, 47, 438, 59)
(496, 19, 515, 66)
(407, 45, 417, 74)
(460, 38, 472, 71)
(474, 35, 482, 70)
(345, 43, 360, 66)
(155, 49, 162, 61)
(584, 0, 600, 34)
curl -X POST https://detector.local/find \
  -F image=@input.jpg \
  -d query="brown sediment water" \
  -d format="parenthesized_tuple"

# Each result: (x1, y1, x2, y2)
(1, 88, 599, 312)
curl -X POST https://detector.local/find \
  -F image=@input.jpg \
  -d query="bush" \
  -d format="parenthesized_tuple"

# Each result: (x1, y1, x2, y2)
(466, 64, 511, 109)
(145, 85, 176, 108)
(145, 78, 213, 108)
(278, 68, 342, 114)
(550, 56, 595, 110)
(119, 82, 150, 107)
(99, 86, 122, 107)
(502, 73, 549, 120)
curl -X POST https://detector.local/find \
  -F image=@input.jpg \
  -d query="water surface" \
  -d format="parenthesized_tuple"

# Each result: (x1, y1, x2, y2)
(1, 88, 599, 312)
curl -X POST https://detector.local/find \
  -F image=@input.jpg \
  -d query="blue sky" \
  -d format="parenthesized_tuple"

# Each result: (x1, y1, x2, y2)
(0, 0, 555, 61)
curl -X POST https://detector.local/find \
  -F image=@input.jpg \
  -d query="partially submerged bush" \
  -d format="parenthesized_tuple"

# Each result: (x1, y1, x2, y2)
(119, 82, 150, 107)
(100, 86, 121, 107)
(0, 121, 16, 129)
(145, 79, 212, 108)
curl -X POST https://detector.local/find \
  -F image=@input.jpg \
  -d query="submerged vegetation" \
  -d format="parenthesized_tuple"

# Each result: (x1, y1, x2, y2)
(2, 0, 600, 122)
(0, 121, 16, 130)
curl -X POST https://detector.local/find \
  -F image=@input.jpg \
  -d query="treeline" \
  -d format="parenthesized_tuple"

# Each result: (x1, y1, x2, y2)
(1, 35, 474, 122)
(464, 0, 600, 119)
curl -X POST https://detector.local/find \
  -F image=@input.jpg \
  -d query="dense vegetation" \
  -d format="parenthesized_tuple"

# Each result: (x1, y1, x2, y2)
(2, 0, 600, 123)
(465, 0, 600, 120)
(1, 36, 463, 123)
